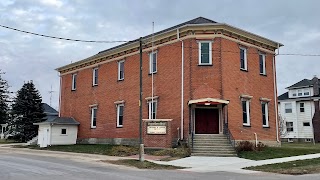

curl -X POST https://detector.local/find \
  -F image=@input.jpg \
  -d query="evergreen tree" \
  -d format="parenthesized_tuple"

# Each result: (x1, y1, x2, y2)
(0, 70, 9, 124)
(11, 81, 45, 142)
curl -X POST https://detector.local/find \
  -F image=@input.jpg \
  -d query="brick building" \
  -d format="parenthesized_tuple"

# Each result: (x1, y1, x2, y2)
(56, 17, 283, 151)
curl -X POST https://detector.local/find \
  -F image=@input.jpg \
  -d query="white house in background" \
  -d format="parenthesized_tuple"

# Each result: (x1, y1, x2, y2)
(34, 117, 80, 147)
(278, 77, 320, 142)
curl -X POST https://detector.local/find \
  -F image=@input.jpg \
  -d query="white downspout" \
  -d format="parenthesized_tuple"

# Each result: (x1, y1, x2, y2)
(273, 54, 280, 143)
(178, 28, 184, 140)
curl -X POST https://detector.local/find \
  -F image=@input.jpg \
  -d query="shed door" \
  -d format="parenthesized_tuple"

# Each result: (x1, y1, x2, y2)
(40, 128, 49, 148)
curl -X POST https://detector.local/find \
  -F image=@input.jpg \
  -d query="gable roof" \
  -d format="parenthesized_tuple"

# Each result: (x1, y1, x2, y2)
(286, 79, 313, 89)
(34, 117, 80, 125)
(42, 103, 58, 115)
(278, 92, 289, 100)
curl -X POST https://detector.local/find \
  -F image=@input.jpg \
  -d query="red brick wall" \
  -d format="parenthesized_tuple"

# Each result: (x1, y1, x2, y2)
(143, 120, 172, 148)
(60, 36, 278, 146)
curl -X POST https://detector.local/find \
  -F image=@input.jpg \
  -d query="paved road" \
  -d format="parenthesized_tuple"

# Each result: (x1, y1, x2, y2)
(0, 151, 319, 180)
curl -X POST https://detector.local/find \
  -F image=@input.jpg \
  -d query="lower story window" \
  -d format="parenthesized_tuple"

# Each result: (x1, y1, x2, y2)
(117, 104, 124, 127)
(61, 128, 67, 135)
(262, 102, 269, 127)
(91, 107, 97, 128)
(242, 100, 250, 126)
(148, 101, 157, 119)
(286, 122, 293, 132)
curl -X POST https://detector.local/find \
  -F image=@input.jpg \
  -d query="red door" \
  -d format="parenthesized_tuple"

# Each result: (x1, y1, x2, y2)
(195, 108, 219, 134)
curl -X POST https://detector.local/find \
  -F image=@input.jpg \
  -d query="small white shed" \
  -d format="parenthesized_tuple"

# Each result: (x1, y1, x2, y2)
(34, 117, 80, 148)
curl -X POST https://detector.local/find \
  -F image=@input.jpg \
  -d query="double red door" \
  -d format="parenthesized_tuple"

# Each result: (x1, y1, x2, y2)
(195, 108, 219, 134)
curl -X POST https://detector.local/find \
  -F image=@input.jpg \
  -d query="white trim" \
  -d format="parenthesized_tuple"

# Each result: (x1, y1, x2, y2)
(118, 60, 125, 80)
(242, 100, 250, 126)
(91, 106, 97, 128)
(188, 98, 229, 105)
(71, 73, 77, 90)
(259, 53, 266, 75)
(92, 67, 98, 86)
(149, 51, 157, 74)
(240, 47, 247, 70)
(145, 96, 159, 101)
(198, 41, 212, 65)
(116, 104, 124, 127)
(240, 94, 253, 99)
(114, 100, 125, 105)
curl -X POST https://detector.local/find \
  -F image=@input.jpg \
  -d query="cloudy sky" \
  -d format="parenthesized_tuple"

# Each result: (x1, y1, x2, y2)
(0, 0, 319, 110)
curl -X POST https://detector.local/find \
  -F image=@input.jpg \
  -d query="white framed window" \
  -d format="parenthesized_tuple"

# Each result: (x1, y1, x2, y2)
(93, 68, 98, 86)
(304, 90, 310, 96)
(91, 107, 97, 128)
(117, 104, 124, 127)
(240, 47, 247, 70)
(149, 51, 157, 74)
(300, 103, 305, 112)
(61, 128, 67, 135)
(242, 100, 250, 126)
(148, 100, 157, 119)
(259, 53, 266, 75)
(298, 90, 302, 96)
(285, 103, 292, 113)
(198, 41, 212, 65)
(286, 122, 293, 132)
(118, 60, 124, 80)
(262, 102, 269, 127)
(72, 73, 77, 90)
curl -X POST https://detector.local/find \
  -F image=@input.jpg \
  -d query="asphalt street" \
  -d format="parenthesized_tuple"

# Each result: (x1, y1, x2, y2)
(0, 151, 319, 180)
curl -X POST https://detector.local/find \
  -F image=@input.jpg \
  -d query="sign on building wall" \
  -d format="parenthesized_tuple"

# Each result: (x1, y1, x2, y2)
(147, 122, 167, 134)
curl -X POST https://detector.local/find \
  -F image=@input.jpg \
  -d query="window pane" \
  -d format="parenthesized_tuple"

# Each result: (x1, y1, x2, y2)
(201, 43, 209, 64)
(242, 101, 247, 124)
(92, 108, 97, 127)
(259, 55, 263, 73)
(61, 129, 66, 134)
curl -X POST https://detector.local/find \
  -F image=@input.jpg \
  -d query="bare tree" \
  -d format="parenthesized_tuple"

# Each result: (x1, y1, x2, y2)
(278, 114, 287, 138)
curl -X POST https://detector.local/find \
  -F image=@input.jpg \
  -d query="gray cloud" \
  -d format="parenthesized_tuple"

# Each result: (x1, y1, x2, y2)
(0, 0, 320, 110)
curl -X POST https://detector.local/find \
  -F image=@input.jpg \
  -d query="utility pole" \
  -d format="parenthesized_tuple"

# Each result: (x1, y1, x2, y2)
(139, 37, 144, 162)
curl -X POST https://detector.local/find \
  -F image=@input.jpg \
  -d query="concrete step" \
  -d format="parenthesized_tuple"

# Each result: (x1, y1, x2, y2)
(193, 146, 235, 150)
(192, 149, 236, 152)
(191, 153, 237, 157)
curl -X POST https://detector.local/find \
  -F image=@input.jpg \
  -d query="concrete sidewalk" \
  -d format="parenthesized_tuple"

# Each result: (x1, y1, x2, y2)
(152, 153, 320, 173)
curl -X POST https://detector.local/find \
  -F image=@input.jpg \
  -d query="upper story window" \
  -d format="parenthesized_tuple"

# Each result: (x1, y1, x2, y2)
(117, 104, 124, 127)
(198, 41, 212, 65)
(300, 103, 305, 112)
(118, 60, 124, 81)
(259, 53, 266, 75)
(292, 90, 297, 97)
(93, 68, 98, 86)
(298, 90, 303, 96)
(148, 100, 157, 119)
(91, 106, 97, 128)
(71, 73, 77, 90)
(240, 47, 247, 70)
(242, 99, 250, 126)
(304, 89, 310, 96)
(285, 103, 292, 113)
(262, 102, 269, 127)
(149, 51, 157, 74)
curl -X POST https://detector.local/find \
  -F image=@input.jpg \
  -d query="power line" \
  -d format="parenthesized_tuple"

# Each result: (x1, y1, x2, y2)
(0, 24, 129, 43)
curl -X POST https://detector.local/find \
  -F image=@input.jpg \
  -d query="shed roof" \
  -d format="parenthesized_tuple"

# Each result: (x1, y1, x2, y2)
(34, 117, 79, 125)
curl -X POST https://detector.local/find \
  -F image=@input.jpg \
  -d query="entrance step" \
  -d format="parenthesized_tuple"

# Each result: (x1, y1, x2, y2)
(192, 134, 237, 157)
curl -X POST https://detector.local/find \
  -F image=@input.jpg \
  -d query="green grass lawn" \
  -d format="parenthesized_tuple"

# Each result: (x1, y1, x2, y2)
(245, 158, 320, 175)
(25, 144, 190, 159)
(103, 159, 184, 170)
(239, 143, 320, 160)
(29, 144, 139, 156)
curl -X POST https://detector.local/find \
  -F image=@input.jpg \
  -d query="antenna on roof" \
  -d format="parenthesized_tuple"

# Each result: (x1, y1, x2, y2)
(48, 85, 55, 107)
